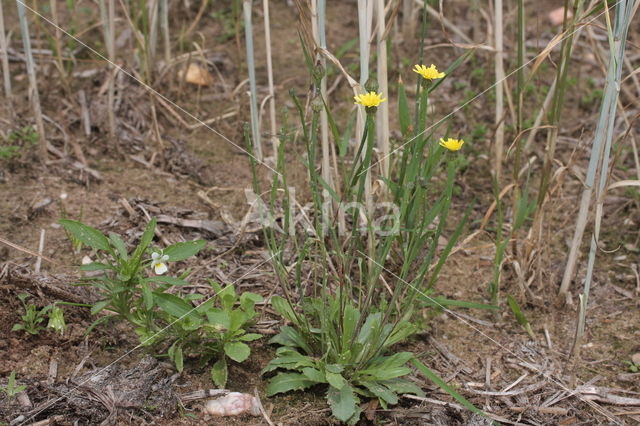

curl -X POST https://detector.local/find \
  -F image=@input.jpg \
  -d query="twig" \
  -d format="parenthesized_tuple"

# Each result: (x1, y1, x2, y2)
(179, 389, 229, 402)
(78, 90, 91, 137)
(34, 229, 46, 273)
(254, 388, 275, 426)
(0, 236, 55, 264)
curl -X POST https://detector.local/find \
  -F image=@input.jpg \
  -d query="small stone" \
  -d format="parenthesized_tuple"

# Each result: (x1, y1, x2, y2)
(204, 392, 260, 417)
(631, 353, 640, 365)
(548, 7, 572, 26)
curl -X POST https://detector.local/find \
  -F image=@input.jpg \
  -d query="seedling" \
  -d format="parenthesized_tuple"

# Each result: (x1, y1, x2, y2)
(12, 293, 51, 335)
(0, 371, 26, 400)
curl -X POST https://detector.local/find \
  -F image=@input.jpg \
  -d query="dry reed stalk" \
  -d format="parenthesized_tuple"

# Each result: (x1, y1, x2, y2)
(34, 229, 45, 274)
(148, 0, 159, 65)
(263, 0, 278, 156)
(402, 0, 414, 40)
(160, 0, 170, 63)
(376, 0, 390, 179)
(356, 0, 374, 212)
(243, 0, 263, 161)
(312, 0, 334, 193)
(560, 0, 636, 297)
(49, 0, 68, 88)
(0, 1, 11, 100)
(493, 0, 505, 182)
(16, 0, 47, 163)
(98, 0, 117, 143)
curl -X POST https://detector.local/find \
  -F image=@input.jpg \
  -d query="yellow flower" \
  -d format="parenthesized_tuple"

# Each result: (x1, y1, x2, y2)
(354, 91, 386, 108)
(439, 137, 464, 152)
(413, 64, 446, 80)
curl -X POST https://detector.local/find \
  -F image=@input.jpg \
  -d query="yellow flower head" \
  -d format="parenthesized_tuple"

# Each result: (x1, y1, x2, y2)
(413, 64, 446, 80)
(354, 91, 386, 108)
(439, 137, 464, 152)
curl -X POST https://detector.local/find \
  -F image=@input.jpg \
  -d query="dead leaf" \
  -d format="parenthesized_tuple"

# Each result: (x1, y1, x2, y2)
(180, 63, 214, 86)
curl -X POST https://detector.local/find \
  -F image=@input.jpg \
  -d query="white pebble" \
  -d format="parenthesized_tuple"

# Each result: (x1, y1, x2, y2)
(204, 392, 261, 417)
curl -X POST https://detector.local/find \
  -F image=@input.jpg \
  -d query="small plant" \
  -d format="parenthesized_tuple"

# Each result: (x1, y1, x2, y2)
(152, 281, 262, 387)
(12, 294, 67, 336)
(248, 47, 483, 422)
(0, 371, 26, 400)
(263, 295, 423, 422)
(7, 125, 39, 145)
(12, 293, 52, 335)
(60, 218, 261, 386)
(59, 218, 206, 329)
(624, 360, 639, 373)
(1, 126, 39, 160)
(47, 305, 67, 335)
(506, 295, 535, 339)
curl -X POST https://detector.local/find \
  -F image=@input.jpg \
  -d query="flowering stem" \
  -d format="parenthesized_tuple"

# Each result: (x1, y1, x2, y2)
(416, 80, 430, 138)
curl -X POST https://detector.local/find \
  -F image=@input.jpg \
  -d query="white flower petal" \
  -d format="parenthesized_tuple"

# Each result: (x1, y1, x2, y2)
(154, 262, 168, 275)
(151, 252, 160, 260)
(162, 254, 169, 261)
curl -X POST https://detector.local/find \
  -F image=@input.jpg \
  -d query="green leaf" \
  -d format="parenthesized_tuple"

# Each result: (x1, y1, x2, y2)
(266, 372, 316, 396)
(398, 80, 410, 136)
(361, 367, 411, 381)
(163, 240, 206, 261)
(301, 367, 325, 383)
(211, 358, 228, 387)
(109, 233, 128, 260)
(129, 218, 157, 271)
(239, 333, 262, 342)
(381, 378, 425, 397)
(144, 276, 190, 286)
(357, 312, 382, 344)
(173, 346, 184, 372)
(327, 384, 359, 422)
(59, 219, 111, 252)
(154, 292, 198, 321)
(271, 296, 299, 325)
(206, 309, 230, 330)
(90, 299, 111, 315)
(261, 348, 315, 374)
(240, 292, 263, 312)
(411, 358, 486, 418)
(325, 371, 347, 390)
(373, 352, 415, 370)
(269, 326, 312, 354)
(228, 309, 248, 333)
(325, 364, 344, 374)
(139, 218, 157, 250)
(224, 342, 251, 363)
(79, 262, 114, 272)
(141, 281, 153, 311)
(384, 322, 418, 348)
(11, 324, 24, 331)
(341, 304, 360, 352)
(361, 381, 398, 407)
(507, 294, 535, 338)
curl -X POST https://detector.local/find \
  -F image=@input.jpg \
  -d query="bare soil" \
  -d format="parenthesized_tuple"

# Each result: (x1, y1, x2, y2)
(1, 1, 639, 425)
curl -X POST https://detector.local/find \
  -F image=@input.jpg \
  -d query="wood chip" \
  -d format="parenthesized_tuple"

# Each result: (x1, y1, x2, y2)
(156, 214, 227, 237)
(180, 63, 214, 86)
